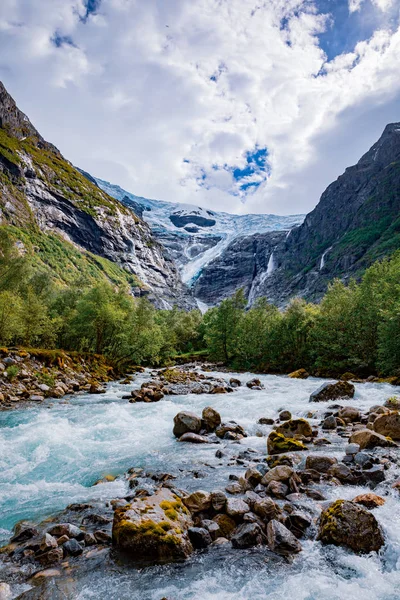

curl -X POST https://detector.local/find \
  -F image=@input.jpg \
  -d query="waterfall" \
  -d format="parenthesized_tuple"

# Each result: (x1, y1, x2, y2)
(266, 252, 276, 276)
(319, 246, 332, 270)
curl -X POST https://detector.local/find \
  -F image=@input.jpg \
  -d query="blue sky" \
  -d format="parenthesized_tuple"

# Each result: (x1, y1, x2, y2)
(0, 0, 399, 215)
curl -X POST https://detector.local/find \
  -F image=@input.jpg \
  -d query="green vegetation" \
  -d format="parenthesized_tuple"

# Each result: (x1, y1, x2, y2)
(203, 251, 400, 377)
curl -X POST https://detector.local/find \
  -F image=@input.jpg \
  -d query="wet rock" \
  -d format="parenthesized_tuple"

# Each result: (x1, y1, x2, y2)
(327, 463, 354, 483)
(261, 465, 293, 485)
(29, 569, 61, 587)
(40, 533, 58, 551)
(285, 511, 312, 538)
(362, 466, 385, 486)
(266, 481, 289, 498)
(373, 412, 400, 440)
(345, 443, 360, 455)
(63, 538, 83, 557)
(179, 432, 209, 444)
(83, 532, 97, 546)
(37, 547, 64, 566)
(267, 519, 302, 555)
(322, 415, 337, 430)
(229, 378, 241, 387)
(188, 527, 212, 549)
(212, 514, 237, 538)
(353, 493, 385, 509)
(226, 498, 249, 519)
(202, 406, 221, 432)
(279, 410, 292, 421)
(94, 530, 112, 544)
(225, 483, 243, 495)
(231, 522, 265, 548)
(211, 490, 227, 512)
(288, 369, 309, 379)
(215, 422, 247, 439)
(112, 487, 193, 562)
(183, 490, 211, 513)
(384, 397, 400, 410)
(47, 523, 83, 540)
(349, 429, 397, 450)
(305, 455, 338, 473)
(267, 431, 306, 455)
(258, 417, 274, 425)
(0, 583, 12, 599)
(275, 418, 312, 439)
(317, 499, 384, 553)
(310, 381, 355, 402)
(200, 519, 220, 540)
(11, 525, 39, 543)
(338, 407, 360, 423)
(246, 378, 264, 389)
(173, 411, 202, 438)
(253, 497, 281, 521)
(354, 452, 373, 469)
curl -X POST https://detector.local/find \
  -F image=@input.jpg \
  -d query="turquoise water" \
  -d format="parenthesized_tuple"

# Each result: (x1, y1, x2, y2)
(1, 371, 400, 599)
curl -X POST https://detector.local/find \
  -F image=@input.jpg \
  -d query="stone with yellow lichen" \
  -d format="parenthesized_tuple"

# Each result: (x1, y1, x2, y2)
(112, 487, 193, 563)
(267, 431, 306, 455)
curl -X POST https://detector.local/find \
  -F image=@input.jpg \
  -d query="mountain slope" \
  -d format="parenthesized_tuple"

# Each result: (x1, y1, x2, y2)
(251, 122, 400, 305)
(0, 81, 193, 308)
(95, 176, 304, 289)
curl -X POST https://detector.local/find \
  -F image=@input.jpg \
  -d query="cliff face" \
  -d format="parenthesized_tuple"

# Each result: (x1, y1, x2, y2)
(0, 81, 193, 309)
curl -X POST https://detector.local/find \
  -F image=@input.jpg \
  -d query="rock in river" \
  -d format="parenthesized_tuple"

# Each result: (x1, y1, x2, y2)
(317, 499, 384, 553)
(349, 429, 397, 450)
(373, 411, 400, 440)
(275, 418, 312, 439)
(267, 431, 306, 455)
(310, 381, 355, 402)
(112, 487, 193, 562)
(173, 411, 202, 438)
(267, 519, 302, 555)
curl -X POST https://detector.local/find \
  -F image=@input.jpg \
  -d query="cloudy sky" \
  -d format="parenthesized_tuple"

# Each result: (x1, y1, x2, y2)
(0, 0, 399, 215)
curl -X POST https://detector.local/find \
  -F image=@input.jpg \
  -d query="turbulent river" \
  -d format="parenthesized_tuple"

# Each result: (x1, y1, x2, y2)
(1, 370, 400, 599)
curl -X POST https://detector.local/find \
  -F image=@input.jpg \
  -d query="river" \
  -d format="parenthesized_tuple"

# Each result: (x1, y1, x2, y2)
(1, 370, 400, 599)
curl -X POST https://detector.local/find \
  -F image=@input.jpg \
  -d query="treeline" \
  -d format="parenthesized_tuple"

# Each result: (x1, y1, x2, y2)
(0, 229, 203, 366)
(3, 224, 400, 376)
(204, 251, 400, 377)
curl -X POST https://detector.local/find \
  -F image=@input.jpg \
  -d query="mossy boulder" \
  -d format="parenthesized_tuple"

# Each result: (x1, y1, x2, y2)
(317, 499, 384, 553)
(288, 369, 309, 379)
(275, 418, 312, 439)
(310, 381, 355, 402)
(267, 431, 306, 455)
(373, 411, 400, 440)
(112, 487, 193, 563)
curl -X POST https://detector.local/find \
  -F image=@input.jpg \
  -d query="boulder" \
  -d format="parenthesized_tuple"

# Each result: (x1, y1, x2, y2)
(246, 378, 264, 389)
(231, 523, 265, 548)
(318, 500, 384, 553)
(212, 514, 236, 538)
(210, 490, 227, 512)
(202, 406, 221, 432)
(288, 369, 309, 379)
(215, 422, 246, 440)
(279, 410, 292, 421)
(384, 396, 400, 410)
(266, 481, 288, 498)
(310, 381, 355, 402)
(183, 490, 211, 513)
(349, 429, 397, 450)
(47, 523, 83, 540)
(373, 412, 400, 440)
(226, 498, 249, 519)
(285, 511, 312, 538)
(244, 468, 262, 486)
(62, 538, 83, 557)
(267, 519, 302, 555)
(267, 431, 306, 455)
(253, 497, 281, 522)
(327, 463, 354, 484)
(258, 417, 275, 425)
(179, 433, 209, 444)
(305, 455, 338, 473)
(261, 465, 293, 485)
(173, 411, 201, 438)
(338, 406, 360, 423)
(187, 527, 212, 549)
(275, 418, 312, 439)
(353, 493, 385, 509)
(322, 415, 337, 430)
(229, 378, 241, 388)
(112, 487, 193, 562)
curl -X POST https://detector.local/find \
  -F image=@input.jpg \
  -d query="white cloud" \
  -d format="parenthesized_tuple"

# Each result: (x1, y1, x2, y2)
(0, 0, 399, 216)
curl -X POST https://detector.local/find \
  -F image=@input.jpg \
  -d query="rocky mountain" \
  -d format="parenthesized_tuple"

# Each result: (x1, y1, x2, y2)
(0, 81, 193, 309)
(94, 177, 304, 298)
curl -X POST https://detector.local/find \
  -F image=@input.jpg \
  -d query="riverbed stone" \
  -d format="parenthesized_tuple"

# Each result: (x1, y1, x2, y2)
(288, 369, 309, 379)
(62, 538, 83, 557)
(275, 418, 312, 439)
(305, 455, 338, 473)
(210, 490, 227, 512)
(47, 523, 83, 540)
(261, 465, 293, 485)
(183, 490, 211, 513)
(349, 429, 397, 450)
(317, 499, 384, 553)
(226, 498, 249, 519)
(252, 497, 281, 521)
(112, 487, 193, 562)
(267, 481, 289, 498)
(202, 406, 221, 432)
(246, 378, 263, 389)
(179, 432, 209, 443)
(373, 412, 400, 440)
(188, 527, 212, 549)
(310, 381, 355, 402)
(267, 431, 306, 455)
(212, 514, 237, 538)
(231, 522, 264, 548)
(173, 411, 202, 438)
(285, 511, 312, 538)
(338, 406, 360, 423)
(267, 519, 302, 555)
(353, 493, 385, 509)
(279, 410, 292, 421)
(322, 415, 337, 430)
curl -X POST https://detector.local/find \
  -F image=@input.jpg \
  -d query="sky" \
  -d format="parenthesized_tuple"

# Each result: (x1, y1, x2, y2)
(0, 0, 399, 216)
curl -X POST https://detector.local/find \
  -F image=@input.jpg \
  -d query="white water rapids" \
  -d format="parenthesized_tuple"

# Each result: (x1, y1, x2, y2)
(1, 371, 400, 599)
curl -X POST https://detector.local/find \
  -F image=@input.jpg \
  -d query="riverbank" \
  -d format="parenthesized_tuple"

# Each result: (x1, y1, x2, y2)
(1, 367, 400, 599)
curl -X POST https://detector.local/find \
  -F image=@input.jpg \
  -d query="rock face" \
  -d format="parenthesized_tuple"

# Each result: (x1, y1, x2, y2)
(317, 500, 384, 553)
(310, 381, 355, 402)
(112, 488, 193, 562)
(0, 81, 193, 310)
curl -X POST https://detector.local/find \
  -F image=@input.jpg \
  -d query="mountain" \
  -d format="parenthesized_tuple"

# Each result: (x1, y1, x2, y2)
(0, 81, 193, 309)
(94, 177, 304, 296)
